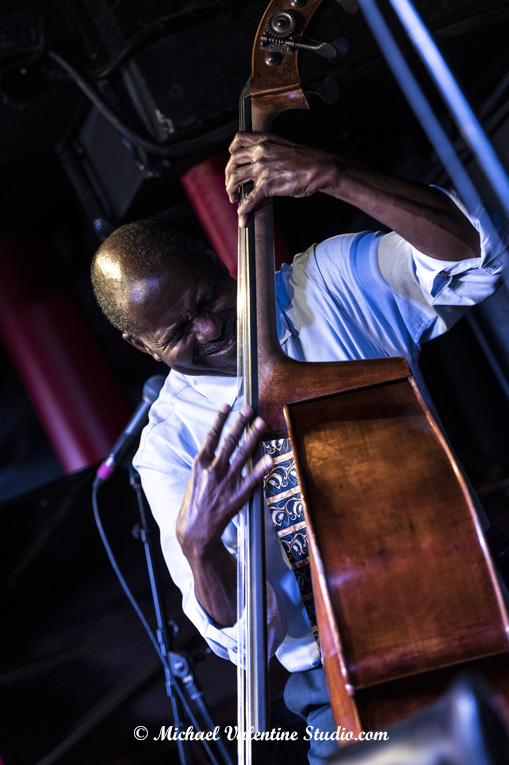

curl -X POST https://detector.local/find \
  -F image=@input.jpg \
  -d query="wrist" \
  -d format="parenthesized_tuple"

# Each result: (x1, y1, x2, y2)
(315, 153, 347, 197)
(181, 535, 228, 566)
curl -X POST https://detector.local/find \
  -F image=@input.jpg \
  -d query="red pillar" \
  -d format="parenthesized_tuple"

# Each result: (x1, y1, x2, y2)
(0, 230, 132, 474)
(180, 152, 291, 276)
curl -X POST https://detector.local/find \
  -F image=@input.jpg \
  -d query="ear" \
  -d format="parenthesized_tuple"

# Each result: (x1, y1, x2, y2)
(122, 332, 163, 362)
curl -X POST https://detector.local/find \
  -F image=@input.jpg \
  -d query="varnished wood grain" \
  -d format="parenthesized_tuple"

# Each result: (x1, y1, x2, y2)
(285, 379, 509, 730)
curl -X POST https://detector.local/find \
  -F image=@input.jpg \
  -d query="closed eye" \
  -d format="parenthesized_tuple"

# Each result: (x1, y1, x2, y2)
(158, 283, 219, 348)
(158, 323, 187, 348)
(198, 282, 219, 310)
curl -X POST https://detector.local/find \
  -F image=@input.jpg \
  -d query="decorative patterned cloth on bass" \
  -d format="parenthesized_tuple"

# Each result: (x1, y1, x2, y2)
(263, 437, 319, 644)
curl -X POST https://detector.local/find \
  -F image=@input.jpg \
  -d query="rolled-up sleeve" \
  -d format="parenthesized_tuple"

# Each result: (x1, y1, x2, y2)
(373, 189, 509, 347)
(183, 572, 286, 667)
(412, 191, 508, 310)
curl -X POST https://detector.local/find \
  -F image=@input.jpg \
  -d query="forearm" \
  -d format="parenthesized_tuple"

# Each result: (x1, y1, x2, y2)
(185, 542, 238, 628)
(226, 132, 481, 262)
(321, 158, 481, 262)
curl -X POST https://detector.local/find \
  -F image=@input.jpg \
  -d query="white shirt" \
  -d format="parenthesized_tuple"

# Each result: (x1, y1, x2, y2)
(133, 192, 508, 672)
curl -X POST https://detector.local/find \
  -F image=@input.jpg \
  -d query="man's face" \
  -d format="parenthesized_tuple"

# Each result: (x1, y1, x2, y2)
(126, 254, 238, 376)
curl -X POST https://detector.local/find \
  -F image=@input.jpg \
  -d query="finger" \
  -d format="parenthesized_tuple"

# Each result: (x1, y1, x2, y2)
(225, 133, 279, 196)
(224, 150, 260, 203)
(199, 404, 232, 462)
(228, 131, 268, 154)
(224, 160, 246, 204)
(233, 453, 274, 510)
(225, 152, 258, 181)
(227, 415, 268, 474)
(225, 171, 255, 208)
(215, 405, 256, 468)
(237, 182, 269, 228)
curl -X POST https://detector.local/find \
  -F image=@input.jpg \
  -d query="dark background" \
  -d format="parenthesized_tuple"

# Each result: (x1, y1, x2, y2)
(0, 0, 509, 763)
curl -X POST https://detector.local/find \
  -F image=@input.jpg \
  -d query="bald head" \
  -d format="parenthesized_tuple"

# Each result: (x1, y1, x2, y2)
(91, 220, 238, 375)
(91, 221, 220, 337)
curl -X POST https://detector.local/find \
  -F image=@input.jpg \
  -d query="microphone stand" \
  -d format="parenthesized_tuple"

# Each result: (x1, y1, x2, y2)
(128, 464, 233, 765)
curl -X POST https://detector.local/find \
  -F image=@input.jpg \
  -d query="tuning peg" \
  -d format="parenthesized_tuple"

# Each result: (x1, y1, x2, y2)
(328, 36, 349, 60)
(291, 35, 348, 61)
(306, 77, 340, 104)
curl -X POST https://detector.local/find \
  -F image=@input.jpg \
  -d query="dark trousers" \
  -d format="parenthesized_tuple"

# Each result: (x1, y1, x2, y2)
(284, 667, 339, 764)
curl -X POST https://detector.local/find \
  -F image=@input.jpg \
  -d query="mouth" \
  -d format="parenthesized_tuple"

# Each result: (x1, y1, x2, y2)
(194, 310, 237, 362)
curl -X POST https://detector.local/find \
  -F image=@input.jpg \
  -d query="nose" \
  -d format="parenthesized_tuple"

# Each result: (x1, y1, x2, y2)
(192, 315, 222, 344)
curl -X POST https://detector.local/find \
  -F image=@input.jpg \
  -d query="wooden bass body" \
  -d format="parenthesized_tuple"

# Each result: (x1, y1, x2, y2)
(284, 374, 509, 733)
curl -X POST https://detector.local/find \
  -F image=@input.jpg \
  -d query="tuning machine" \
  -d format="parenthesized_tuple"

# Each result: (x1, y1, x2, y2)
(261, 9, 348, 65)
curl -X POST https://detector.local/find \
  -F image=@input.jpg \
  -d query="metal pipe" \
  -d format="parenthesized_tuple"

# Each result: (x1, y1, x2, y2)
(387, 0, 509, 217)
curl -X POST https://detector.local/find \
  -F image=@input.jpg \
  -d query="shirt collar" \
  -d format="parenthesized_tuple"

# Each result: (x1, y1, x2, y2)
(183, 373, 238, 405)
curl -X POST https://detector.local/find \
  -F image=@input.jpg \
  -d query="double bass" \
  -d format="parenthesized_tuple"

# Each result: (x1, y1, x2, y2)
(233, 0, 509, 756)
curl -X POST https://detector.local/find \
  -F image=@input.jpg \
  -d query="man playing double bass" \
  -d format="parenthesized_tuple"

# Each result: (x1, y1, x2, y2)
(91, 132, 508, 763)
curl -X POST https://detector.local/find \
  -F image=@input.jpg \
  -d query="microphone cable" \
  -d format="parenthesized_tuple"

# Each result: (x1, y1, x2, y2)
(91, 381, 232, 764)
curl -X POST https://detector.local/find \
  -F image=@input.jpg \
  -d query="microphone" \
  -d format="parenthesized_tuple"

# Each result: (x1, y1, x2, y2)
(95, 374, 166, 484)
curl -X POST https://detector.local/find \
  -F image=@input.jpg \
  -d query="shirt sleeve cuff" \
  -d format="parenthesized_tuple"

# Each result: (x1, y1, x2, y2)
(412, 188, 509, 306)
(182, 582, 287, 667)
